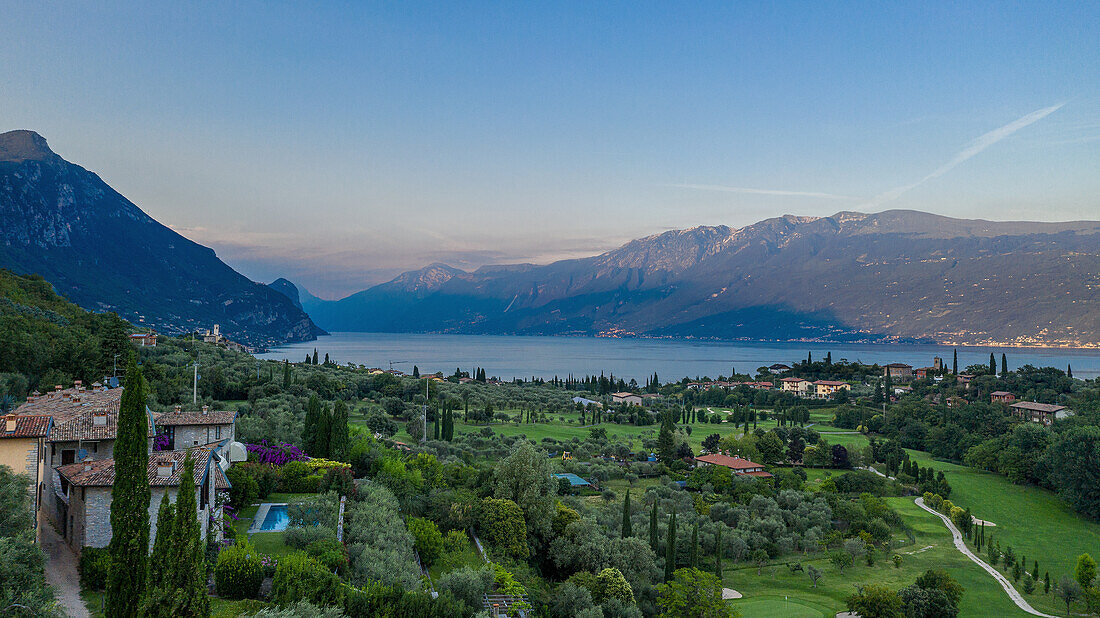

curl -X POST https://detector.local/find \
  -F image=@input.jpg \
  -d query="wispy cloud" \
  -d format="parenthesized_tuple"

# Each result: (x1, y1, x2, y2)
(868, 103, 1065, 206)
(667, 183, 853, 200)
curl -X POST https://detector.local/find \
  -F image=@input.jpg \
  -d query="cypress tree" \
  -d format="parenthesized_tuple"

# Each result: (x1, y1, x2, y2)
(147, 493, 176, 590)
(690, 521, 699, 568)
(664, 511, 677, 582)
(312, 349, 318, 365)
(301, 394, 322, 456)
(168, 455, 210, 616)
(953, 349, 958, 374)
(106, 354, 151, 618)
(318, 403, 333, 457)
(1068, 365, 1073, 379)
(715, 525, 723, 580)
(989, 353, 996, 375)
(433, 412, 440, 440)
(649, 502, 659, 553)
(1001, 353, 1008, 376)
(622, 491, 632, 538)
(329, 401, 349, 461)
(282, 360, 291, 389)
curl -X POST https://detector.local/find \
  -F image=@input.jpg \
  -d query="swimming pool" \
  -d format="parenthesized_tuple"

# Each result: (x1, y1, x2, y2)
(258, 504, 288, 532)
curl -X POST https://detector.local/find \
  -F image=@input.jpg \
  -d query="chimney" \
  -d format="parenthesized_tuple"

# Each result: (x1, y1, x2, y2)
(5, 415, 16, 433)
(92, 411, 108, 427)
(74, 380, 82, 388)
(174, 405, 182, 413)
(201, 405, 209, 415)
(83, 456, 94, 472)
(156, 457, 174, 478)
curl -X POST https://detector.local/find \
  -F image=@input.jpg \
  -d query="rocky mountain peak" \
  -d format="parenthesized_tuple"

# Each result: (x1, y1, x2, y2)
(0, 130, 57, 163)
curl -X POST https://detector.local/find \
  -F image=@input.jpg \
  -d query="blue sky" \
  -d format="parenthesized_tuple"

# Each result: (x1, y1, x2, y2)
(2, 1, 1098, 297)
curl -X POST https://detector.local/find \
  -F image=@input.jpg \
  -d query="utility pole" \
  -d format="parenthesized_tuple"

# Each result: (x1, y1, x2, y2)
(112, 354, 120, 378)
(193, 362, 199, 404)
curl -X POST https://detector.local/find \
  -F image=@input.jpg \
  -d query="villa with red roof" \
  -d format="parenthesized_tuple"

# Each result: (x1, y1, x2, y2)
(694, 452, 772, 478)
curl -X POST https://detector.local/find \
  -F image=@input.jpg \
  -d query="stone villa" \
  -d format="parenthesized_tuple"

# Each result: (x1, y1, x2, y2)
(7, 382, 244, 556)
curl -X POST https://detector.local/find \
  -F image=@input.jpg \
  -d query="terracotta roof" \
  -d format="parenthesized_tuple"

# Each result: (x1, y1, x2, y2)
(1, 415, 52, 439)
(885, 363, 913, 368)
(695, 453, 766, 470)
(611, 392, 637, 398)
(15, 386, 122, 424)
(56, 447, 226, 488)
(991, 391, 1013, 396)
(744, 470, 774, 478)
(813, 380, 848, 386)
(1010, 401, 1066, 413)
(154, 409, 237, 426)
(49, 407, 157, 442)
(780, 377, 808, 383)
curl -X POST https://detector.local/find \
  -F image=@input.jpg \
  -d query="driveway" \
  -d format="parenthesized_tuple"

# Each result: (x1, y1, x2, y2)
(38, 513, 91, 618)
(914, 497, 1055, 618)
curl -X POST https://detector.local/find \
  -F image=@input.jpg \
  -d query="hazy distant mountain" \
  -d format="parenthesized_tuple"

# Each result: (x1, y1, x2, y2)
(309, 210, 1100, 346)
(267, 277, 304, 310)
(0, 130, 322, 346)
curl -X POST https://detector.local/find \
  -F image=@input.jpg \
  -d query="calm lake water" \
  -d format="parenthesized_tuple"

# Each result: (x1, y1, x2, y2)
(257, 333, 1100, 382)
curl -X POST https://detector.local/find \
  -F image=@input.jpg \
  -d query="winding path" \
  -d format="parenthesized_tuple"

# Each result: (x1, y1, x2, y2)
(914, 497, 1055, 617)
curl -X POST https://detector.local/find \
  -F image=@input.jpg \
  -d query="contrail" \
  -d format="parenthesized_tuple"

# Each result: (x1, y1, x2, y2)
(869, 103, 1065, 206)
(668, 183, 852, 199)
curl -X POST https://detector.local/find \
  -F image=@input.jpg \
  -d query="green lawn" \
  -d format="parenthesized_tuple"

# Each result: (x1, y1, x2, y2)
(906, 448, 1100, 611)
(379, 406, 870, 455)
(725, 497, 1034, 617)
(427, 534, 485, 581)
(730, 596, 831, 617)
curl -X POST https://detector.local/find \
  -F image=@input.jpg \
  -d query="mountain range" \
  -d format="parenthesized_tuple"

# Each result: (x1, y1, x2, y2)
(0, 130, 322, 347)
(4, 129, 1098, 348)
(293, 210, 1100, 347)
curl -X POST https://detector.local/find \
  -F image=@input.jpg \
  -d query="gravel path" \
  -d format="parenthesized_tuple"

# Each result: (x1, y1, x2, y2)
(914, 497, 1055, 618)
(38, 513, 91, 618)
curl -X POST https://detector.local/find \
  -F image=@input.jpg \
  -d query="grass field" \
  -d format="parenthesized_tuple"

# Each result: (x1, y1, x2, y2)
(907, 448, 1100, 613)
(377, 406, 871, 455)
(725, 497, 1035, 617)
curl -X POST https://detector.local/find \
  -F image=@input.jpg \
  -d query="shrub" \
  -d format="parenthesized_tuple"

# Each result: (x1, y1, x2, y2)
(215, 539, 264, 600)
(443, 529, 468, 554)
(306, 538, 349, 573)
(288, 493, 340, 529)
(436, 566, 493, 610)
(280, 461, 324, 493)
(271, 552, 343, 607)
(226, 465, 260, 509)
(79, 547, 110, 591)
(285, 525, 337, 550)
(408, 517, 443, 566)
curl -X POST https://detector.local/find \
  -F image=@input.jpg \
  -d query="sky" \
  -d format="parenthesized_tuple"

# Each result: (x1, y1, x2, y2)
(2, 1, 1099, 298)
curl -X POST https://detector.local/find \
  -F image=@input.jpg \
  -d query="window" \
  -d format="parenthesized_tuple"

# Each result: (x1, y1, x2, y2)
(215, 426, 221, 440)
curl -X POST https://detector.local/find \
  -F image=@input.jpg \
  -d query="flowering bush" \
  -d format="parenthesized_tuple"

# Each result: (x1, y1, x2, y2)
(215, 538, 264, 599)
(246, 441, 309, 465)
(260, 554, 278, 578)
(152, 432, 171, 451)
(301, 458, 351, 471)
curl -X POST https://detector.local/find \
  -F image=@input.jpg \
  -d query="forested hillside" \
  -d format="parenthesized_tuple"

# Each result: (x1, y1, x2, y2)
(0, 268, 129, 398)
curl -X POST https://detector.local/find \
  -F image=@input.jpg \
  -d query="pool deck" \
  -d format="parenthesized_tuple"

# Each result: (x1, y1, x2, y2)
(247, 502, 288, 534)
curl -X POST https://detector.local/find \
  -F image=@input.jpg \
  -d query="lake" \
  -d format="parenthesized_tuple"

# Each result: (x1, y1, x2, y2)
(256, 333, 1100, 382)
